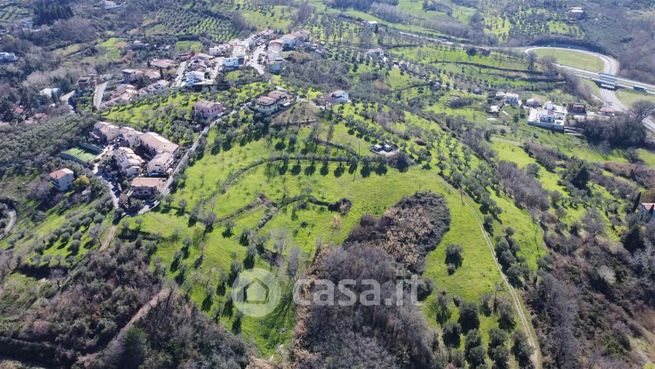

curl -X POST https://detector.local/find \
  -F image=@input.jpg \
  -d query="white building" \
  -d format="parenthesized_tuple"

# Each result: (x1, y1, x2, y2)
(114, 147, 145, 178)
(94, 122, 121, 142)
(185, 70, 206, 86)
(223, 57, 241, 70)
(330, 90, 350, 104)
(139, 132, 179, 155)
(0, 52, 18, 63)
(504, 93, 521, 106)
(147, 152, 174, 176)
(49, 168, 75, 192)
(39, 87, 61, 99)
(138, 80, 169, 96)
(528, 102, 567, 132)
(119, 126, 142, 147)
(639, 203, 655, 222)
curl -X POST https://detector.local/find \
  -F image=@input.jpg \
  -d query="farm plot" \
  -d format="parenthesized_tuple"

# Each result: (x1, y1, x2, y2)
(0, 2, 29, 28)
(149, 8, 238, 42)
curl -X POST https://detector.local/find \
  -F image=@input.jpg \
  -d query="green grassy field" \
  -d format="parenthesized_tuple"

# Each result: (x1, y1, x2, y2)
(175, 40, 204, 53)
(638, 149, 655, 167)
(61, 147, 98, 164)
(240, 5, 294, 30)
(616, 89, 655, 108)
(98, 37, 126, 61)
(120, 98, 545, 356)
(2, 1, 653, 365)
(529, 48, 605, 72)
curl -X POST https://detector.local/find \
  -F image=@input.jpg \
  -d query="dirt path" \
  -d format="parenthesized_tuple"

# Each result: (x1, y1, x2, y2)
(456, 187, 542, 368)
(0, 209, 16, 239)
(77, 288, 171, 367)
(99, 224, 117, 252)
(437, 178, 542, 367)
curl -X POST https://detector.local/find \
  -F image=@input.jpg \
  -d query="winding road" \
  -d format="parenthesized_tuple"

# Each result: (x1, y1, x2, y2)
(397, 27, 655, 131)
(524, 46, 655, 132)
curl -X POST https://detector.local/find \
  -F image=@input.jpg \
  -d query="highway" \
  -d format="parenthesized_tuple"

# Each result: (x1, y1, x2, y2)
(524, 46, 655, 133)
(394, 30, 655, 130)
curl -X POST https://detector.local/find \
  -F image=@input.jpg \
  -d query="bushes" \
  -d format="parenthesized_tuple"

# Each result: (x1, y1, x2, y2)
(0, 115, 93, 178)
(563, 159, 590, 191)
(346, 192, 451, 273)
(117, 293, 248, 369)
(497, 160, 549, 211)
(464, 329, 486, 368)
(458, 301, 480, 333)
(445, 244, 463, 274)
(579, 115, 646, 149)
(17, 241, 159, 359)
(442, 321, 462, 348)
(494, 234, 529, 287)
(292, 193, 451, 369)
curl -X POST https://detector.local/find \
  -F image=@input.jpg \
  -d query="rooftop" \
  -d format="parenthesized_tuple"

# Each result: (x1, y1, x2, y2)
(131, 177, 166, 188)
(256, 96, 277, 106)
(195, 100, 224, 110)
(50, 168, 74, 180)
(140, 132, 179, 154)
(149, 152, 173, 166)
(268, 90, 290, 100)
(150, 58, 176, 69)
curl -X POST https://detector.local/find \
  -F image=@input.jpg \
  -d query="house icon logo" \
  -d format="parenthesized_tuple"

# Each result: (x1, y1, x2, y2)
(232, 268, 281, 317)
(245, 278, 270, 304)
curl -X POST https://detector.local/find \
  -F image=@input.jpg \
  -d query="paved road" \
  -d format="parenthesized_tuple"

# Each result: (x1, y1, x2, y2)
(524, 47, 655, 132)
(136, 123, 209, 215)
(394, 28, 548, 369)
(93, 147, 121, 210)
(173, 61, 188, 88)
(60, 91, 76, 113)
(247, 44, 266, 75)
(93, 82, 108, 110)
(395, 29, 655, 129)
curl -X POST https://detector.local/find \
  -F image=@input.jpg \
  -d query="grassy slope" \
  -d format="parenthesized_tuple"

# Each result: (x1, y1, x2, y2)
(131, 118, 532, 355)
(616, 89, 655, 108)
(530, 48, 605, 73)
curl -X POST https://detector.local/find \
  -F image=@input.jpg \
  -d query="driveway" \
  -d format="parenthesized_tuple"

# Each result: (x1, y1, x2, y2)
(247, 45, 266, 75)
(93, 146, 120, 210)
(93, 82, 108, 110)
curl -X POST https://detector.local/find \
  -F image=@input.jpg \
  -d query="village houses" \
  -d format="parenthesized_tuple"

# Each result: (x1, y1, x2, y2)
(114, 147, 145, 178)
(94, 122, 121, 142)
(147, 152, 174, 176)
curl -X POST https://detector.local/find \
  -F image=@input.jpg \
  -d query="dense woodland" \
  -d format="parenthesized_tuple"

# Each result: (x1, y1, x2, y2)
(292, 193, 446, 368)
